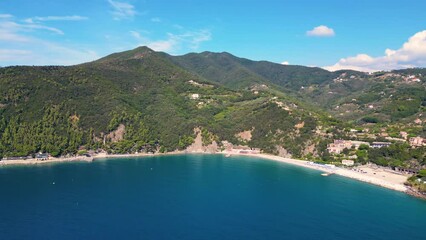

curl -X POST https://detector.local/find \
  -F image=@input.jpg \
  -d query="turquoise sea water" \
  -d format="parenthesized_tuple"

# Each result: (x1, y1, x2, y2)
(0, 154, 425, 239)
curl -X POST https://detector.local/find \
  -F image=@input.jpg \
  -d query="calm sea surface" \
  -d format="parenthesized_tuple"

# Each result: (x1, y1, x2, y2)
(0, 154, 425, 239)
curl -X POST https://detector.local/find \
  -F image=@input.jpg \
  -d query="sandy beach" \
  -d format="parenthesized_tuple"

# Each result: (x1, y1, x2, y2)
(0, 156, 94, 166)
(0, 151, 184, 166)
(0, 151, 410, 193)
(240, 153, 409, 192)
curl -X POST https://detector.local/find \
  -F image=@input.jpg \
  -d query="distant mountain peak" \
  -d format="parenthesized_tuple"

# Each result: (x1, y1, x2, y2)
(132, 46, 154, 55)
(128, 47, 154, 60)
(95, 46, 155, 63)
(199, 51, 234, 57)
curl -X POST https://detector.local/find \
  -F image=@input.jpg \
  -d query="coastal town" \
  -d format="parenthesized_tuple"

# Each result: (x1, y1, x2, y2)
(327, 135, 425, 168)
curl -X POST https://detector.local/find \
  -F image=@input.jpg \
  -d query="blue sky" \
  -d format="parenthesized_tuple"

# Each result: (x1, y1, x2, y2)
(1, 0, 426, 71)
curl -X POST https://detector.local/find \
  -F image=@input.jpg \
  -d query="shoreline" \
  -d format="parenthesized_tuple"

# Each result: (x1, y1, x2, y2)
(0, 151, 185, 166)
(243, 153, 409, 192)
(0, 151, 413, 195)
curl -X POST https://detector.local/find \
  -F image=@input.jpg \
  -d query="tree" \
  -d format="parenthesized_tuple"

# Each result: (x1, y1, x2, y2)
(342, 148, 350, 155)
(419, 169, 426, 178)
(359, 144, 370, 150)
(321, 151, 332, 161)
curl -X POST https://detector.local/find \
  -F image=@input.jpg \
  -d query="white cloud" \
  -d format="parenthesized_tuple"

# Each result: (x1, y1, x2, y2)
(0, 49, 32, 61)
(0, 19, 64, 39)
(129, 31, 142, 40)
(24, 15, 88, 23)
(324, 30, 426, 72)
(130, 29, 211, 52)
(130, 31, 176, 52)
(281, 61, 289, 65)
(25, 23, 64, 35)
(0, 29, 30, 42)
(173, 24, 184, 30)
(147, 39, 176, 52)
(151, 17, 161, 23)
(186, 30, 212, 49)
(35, 42, 99, 65)
(0, 16, 98, 66)
(0, 14, 13, 19)
(306, 25, 335, 37)
(108, 0, 137, 20)
(0, 42, 99, 66)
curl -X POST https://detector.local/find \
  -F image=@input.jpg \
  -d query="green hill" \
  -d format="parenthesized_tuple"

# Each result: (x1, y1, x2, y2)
(169, 51, 425, 124)
(0, 46, 424, 170)
(167, 51, 272, 89)
(168, 51, 341, 91)
(0, 47, 333, 159)
(309, 70, 426, 124)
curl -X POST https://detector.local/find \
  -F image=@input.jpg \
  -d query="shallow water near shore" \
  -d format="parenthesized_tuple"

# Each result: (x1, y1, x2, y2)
(0, 154, 425, 239)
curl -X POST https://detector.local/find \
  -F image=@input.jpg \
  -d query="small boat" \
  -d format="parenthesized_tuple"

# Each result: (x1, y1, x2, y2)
(321, 173, 334, 176)
(225, 154, 231, 158)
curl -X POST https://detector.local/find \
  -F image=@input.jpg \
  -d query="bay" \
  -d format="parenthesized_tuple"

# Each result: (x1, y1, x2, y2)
(0, 154, 425, 239)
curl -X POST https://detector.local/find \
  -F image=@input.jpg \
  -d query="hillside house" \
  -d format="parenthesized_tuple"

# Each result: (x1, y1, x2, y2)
(350, 141, 370, 148)
(35, 153, 49, 161)
(371, 142, 392, 148)
(327, 140, 352, 154)
(327, 140, 369, 154)
(410, 137, 425, 147)
(342, 160, 355, 166)
(404, 75, 421, 83)
(394, 167, 419, 175)
(190, 93, 200, 100)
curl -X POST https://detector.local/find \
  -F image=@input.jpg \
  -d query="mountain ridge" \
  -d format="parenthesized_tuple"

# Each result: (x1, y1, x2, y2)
(0, 46, 424, 169)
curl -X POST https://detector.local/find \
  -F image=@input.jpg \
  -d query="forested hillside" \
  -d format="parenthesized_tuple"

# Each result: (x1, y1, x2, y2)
(0, 47, 424, 170)
(170, 51, 425, 125)
(0, 47, 335, 159)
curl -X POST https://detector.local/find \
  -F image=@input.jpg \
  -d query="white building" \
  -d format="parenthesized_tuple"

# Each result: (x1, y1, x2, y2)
(190, 93, 200, 99)
(342, 160, 355, 166)
(327, 140, 369, 154)
(410, 137, 425, 147)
